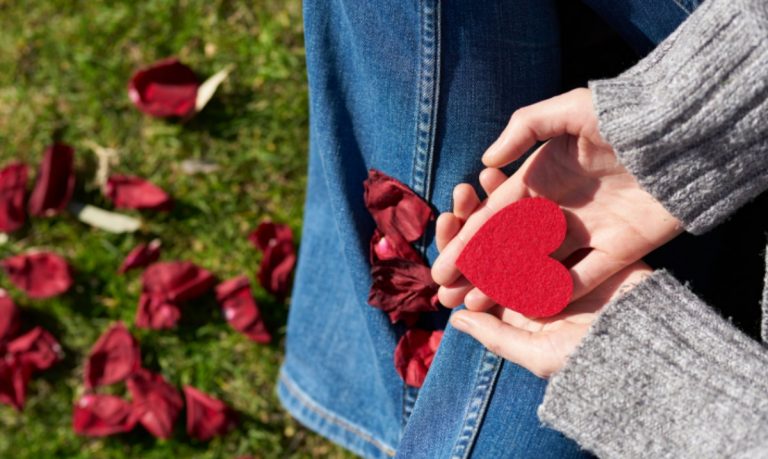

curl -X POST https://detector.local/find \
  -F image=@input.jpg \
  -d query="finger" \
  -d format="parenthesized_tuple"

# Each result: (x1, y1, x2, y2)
(436, 213, 462, 252)
(482, 88, 592, 168)
(464, 288, 496, 312)
(453, 184, 481, 221)
(479, 168, 508, 196)
(450, 310, 545, 375)
(437, 278, 473, 308)
(569, 248, 629, 301)
(550, 208, 590, 262)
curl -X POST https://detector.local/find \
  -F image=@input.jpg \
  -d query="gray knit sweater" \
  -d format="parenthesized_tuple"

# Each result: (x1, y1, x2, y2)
(536, 0, 768, 457)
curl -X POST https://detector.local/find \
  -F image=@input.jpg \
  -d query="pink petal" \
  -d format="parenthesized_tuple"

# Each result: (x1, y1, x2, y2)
(28, 144, 75, 217)
(215, 276, 271, 344)
(183, 385, 237, 441)
(119, 240, 162, 274)
(84, 322, 141, 388)
(73, 394, 137, 437)
(128, 58, 199, 118)
(1, 252, 74, 299)
(0, 162, 28, 233)
(105, 176, 172, 211)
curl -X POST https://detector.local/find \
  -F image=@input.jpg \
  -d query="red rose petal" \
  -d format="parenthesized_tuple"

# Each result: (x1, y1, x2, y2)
(118, 240, 162, 274)
(363, 169, 433, 243)
(7, 326, 62, 372)
(183, 385, 237, 441)
(105, 176, 172, 211)
(0, 162, 28, 233)
(73, 394, 137, 437)
(85, 322, 141, 389)
(369, 229, 422, 264)
(128, 58, 199, 118)
(258, 240, 296, 299)
(28, 143, 75, 217)
(142, 261, 215, 303)
(368, 259, 440, 323)
(1, 252, 74, 299)
(215, 276, 271, 344)
(394, 329, 444, 388)
(0, 293, 20, 346)
(0, 358, 32, 411)
(127, 368, 183, 439)
(135, 293, 181, 330)
(247, 222, 293, 251)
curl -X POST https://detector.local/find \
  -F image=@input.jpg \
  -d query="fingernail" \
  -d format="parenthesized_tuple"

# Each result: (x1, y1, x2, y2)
(450, 314, 472, 331)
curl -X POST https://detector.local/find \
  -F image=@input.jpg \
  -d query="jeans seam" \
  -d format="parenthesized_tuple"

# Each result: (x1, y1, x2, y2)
(449, 350, 504, 459)
(280, 372, 397, 457)
(670, 0, 692, 14)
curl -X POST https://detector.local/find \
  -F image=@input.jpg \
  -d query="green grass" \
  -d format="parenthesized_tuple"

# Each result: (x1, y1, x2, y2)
(0, 0, 353, 457)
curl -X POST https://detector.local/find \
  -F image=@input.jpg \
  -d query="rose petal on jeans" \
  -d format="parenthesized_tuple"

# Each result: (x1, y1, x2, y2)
(368, 259, 440, 322)
(394, 329, 444, 388)
(363, 169, 433, 242)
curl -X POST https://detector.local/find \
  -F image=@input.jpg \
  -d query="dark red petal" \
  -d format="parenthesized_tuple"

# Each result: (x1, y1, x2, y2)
(394, 329, 444, 388)
(257, 241, 296, 299)
(128, 58, 199, 118)
(118, 240, 162, 274)
(369, 229, 422, 264)
(135, 293, 181, 330)
(363, 169, 433, 242)
(215, 276, 271, 344)
(183, 385, 237, 441)
(0, 292, 20, 345)
(247, 221, 293, 251)
(368, 259, 440, 319)
(141, 261, 216, 302)
(84, 322, 141, 388)
(1, 252, 73, 299)
(28, 144, 75, 217)
(73, 394, 137, 437)
(7, 326, 62, 372)
(0, 162, 28, 233)
(0, 358, 32, 411)
(105, 176, 172, 211)
(127, 368, 183, 439)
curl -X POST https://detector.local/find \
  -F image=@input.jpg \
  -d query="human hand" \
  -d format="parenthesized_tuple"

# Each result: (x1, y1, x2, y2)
(432, 88, 682, 310)
(448, 261, 653, 378)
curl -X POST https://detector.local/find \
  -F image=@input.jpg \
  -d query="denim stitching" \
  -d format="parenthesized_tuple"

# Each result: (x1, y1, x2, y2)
(280, 372, 397, 457)
(450, 350, 504, 459)
(671, 0, 692, 14)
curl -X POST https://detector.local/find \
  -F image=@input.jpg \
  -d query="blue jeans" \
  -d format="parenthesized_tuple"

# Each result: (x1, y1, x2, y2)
(278, 1, 697, 457)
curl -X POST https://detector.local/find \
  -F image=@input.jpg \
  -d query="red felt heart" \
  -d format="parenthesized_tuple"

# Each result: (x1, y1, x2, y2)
(456, 197, 572, 318)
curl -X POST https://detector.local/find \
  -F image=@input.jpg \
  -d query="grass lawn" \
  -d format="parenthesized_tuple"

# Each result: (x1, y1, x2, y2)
(0, 0, 353, 457)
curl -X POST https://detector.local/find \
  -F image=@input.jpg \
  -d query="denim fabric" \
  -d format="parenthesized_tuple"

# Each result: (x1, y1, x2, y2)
(278, 1, 693, 458)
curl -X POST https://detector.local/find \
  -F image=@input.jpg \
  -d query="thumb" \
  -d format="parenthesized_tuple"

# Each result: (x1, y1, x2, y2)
(482, 88, 594, 168)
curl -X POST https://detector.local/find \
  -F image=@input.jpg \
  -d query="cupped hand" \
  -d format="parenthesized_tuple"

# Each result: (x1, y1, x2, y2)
(432, 88, 682, 309)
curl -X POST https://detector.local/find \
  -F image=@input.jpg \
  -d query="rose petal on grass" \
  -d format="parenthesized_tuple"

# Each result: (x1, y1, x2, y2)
(368, 259, 439, 323)
(105, 176, 172, 211)
(142, 261, 215, 303)
(119, 240, 161, 274)
(258, 240, 296, 299)
(84, 322, 141, 389)
(135, 293, 181, 330)
(0, 358, 32, 411)
(215, 276, 271, 344)
(127, 368, 183, 439)
(73, 394, 137, 437)
(7, 326, 62, 372)
(0, 292, 20, 346)
(1, 252, 73, 299)
(128, 58, 199, 118)
(394, 329, 444, 388)
(0, 162, 28, 233)
(363, 169, 433, 242)
(28, 144, 75, 217)
(183, 386, 237, 441)
(247, 222, 293, 251)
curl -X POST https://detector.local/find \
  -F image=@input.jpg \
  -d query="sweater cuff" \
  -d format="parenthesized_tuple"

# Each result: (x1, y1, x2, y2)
(538, 270, 768, 457)
(589, 0, 768, 234)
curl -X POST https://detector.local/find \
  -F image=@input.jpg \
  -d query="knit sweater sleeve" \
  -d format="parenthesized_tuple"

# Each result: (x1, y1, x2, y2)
(588, 0, 768, 235)
(537, 270, 768, 458)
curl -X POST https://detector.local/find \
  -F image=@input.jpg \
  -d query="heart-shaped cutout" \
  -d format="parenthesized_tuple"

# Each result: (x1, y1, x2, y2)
(456, 197, 572, 318)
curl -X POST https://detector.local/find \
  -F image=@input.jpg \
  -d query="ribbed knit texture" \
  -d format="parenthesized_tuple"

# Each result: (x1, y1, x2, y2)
(589, 0, 768, 235)
(539, 271, 768, 458)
